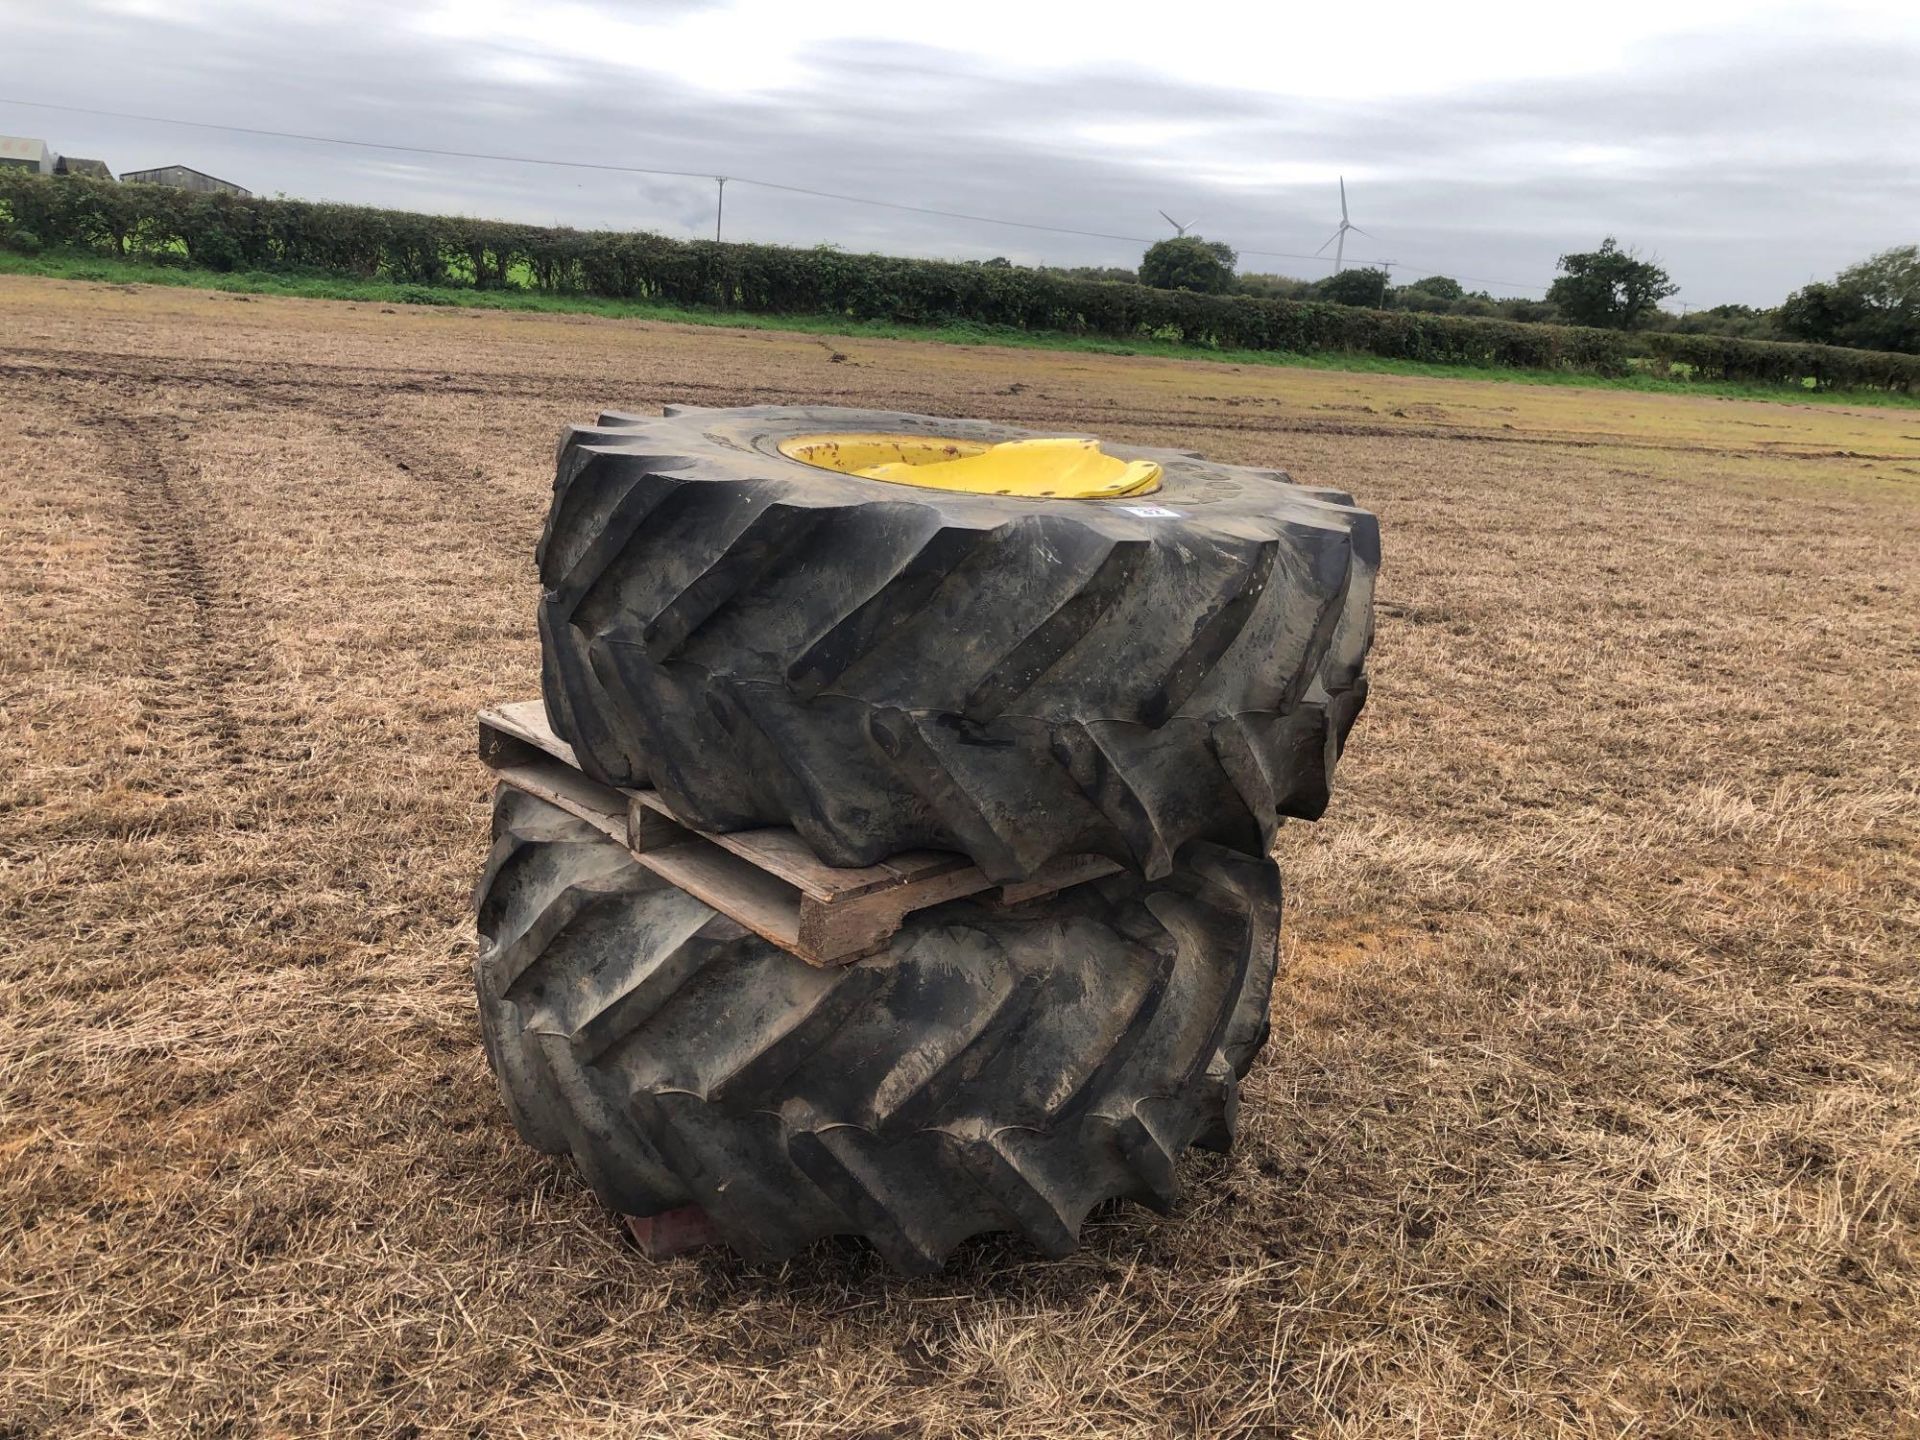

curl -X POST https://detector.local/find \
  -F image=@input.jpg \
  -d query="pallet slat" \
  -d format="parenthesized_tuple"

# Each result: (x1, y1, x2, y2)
(485, 701, 927, 902)
(994, 853, 1126, 907)
(479, 700, 1119, 966)
(637, 840, 804, 952)
(488, 757, 627, 846)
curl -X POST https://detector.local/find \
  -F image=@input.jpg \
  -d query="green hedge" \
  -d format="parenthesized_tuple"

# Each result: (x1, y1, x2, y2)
(3, 171, 1913, 392)
(1636, 331, 1918, 392)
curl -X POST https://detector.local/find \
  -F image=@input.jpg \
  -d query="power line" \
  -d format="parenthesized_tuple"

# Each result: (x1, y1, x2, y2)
(0, 94, 1556, 294)
(0, 97, 1161, 246)
(0, 97, 723, 179)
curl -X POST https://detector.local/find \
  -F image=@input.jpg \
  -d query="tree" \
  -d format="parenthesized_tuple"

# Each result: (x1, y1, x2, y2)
(1498, 297, 1557, 324)
(1546, 238, 1676, 329)
(1779, 245, 1918, 354)
(1043, 264, 1138, 284)
(1777, 282, 1860, 346)
(1139, 236, 1236, 294)
(1394, 274, 1465, 312)
(1234, 271, 1314, 300)
(1394, 286, 1454, 313)
(1676, 303, 1773, 340)
(1315, 267, 1391, 308)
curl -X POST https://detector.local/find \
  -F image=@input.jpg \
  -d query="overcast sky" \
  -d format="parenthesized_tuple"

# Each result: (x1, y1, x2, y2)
(3, 0, 1916, 306)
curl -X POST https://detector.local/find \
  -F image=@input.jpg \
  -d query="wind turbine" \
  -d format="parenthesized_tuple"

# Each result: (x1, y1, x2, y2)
(1315, 176, 1371, 273)
(1158, 210, 1196, 237)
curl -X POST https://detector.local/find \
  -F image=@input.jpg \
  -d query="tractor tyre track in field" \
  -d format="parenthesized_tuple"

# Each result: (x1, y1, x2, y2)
(1, 347, 1908, 464)
(85, 403, 311, 785)
(103, 411, 247, 769)
(307, 403, 495, 504)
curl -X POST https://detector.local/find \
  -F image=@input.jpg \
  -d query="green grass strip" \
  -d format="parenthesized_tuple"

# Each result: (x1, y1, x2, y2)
(5, 247, 1914, 411)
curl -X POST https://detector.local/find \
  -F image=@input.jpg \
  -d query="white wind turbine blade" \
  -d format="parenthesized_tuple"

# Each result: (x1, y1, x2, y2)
(1315, 228, 1344, 256)
(1339, 176, 1349, 224)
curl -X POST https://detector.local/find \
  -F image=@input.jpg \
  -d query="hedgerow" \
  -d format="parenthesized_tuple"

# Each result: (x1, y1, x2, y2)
(3, 172, 1912, 392)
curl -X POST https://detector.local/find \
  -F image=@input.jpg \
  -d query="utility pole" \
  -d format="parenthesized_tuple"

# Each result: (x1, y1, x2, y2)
(714, 176, 727, 243)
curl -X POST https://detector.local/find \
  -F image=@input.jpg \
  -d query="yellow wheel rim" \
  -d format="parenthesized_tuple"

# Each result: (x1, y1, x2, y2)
(778, 433, 1162, 499)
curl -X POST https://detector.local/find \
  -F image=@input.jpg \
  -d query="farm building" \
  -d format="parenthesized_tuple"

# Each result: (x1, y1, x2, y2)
(54, 155, 114, 180)
(119, 164, 249, 197)
(0, 136, 54, 174)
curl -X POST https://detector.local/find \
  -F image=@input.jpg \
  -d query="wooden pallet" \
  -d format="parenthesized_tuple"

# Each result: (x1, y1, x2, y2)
(478, 700, 1120, 967)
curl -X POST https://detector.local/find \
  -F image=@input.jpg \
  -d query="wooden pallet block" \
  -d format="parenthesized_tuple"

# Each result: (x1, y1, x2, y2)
(478, 700, 1120, 966)
(624, 1206, 722, 1260)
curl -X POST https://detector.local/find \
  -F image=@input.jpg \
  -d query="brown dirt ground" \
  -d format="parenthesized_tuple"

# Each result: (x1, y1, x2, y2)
(2, 275, 1917, 1439)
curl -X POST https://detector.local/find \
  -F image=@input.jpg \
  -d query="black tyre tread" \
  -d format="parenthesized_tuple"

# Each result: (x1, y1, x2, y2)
(476, 788, 1281, 1272)
(537, 406, 1376, 881)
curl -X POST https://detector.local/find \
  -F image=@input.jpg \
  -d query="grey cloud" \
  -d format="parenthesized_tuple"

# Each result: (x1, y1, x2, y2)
(2, 5, 1913, 304)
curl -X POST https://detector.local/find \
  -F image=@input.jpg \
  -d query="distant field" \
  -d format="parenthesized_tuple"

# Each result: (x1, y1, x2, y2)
(7, 247, 1918, 411)
(2, 274, 1916, 1438)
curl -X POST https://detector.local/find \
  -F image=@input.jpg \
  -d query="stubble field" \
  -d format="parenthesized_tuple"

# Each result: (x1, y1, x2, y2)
(1, 275, 1917, 1438)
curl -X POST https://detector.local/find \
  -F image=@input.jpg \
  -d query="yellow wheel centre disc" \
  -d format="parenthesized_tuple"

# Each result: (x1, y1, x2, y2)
(778, 433, 1162, 499)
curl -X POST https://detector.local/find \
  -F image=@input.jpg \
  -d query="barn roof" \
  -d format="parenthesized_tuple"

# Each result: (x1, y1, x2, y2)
(0, 135, 51, 164)
(122, 163, 247, 188)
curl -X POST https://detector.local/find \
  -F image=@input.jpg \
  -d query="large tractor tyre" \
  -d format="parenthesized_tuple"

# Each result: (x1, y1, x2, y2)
(475, 787, 1282, 1274)
(538, 404, 1377, 884)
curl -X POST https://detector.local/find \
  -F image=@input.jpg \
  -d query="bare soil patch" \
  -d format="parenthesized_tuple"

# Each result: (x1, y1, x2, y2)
(2, 277, 1916, 1438)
